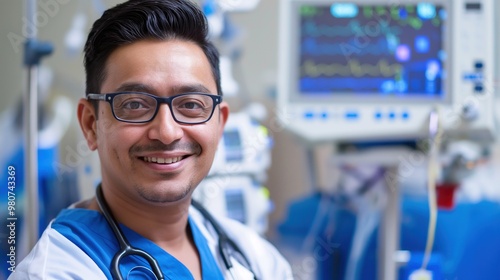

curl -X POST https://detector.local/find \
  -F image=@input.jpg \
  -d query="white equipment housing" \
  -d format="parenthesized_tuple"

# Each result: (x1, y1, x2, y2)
(193, 175, 271, 235)
(277, 0, 497, 143)
(194, 111, 273, 235)
(208, 112, 272, 179)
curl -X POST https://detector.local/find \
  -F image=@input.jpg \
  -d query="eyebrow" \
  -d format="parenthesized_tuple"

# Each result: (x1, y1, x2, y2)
(172, 84, 213, 94)
(114, 83, 156, 93)
(113, 83, 214, 95)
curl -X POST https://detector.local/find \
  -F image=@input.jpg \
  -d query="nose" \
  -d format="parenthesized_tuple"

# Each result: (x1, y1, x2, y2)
(147, 104, 184, 144)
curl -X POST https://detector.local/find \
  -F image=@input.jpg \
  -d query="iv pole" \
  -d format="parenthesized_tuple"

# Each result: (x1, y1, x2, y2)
(23, 0, 53, 250)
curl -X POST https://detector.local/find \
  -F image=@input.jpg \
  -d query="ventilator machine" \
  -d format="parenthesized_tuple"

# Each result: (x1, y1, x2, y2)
(276, 0, 499, 280)
(278, 0, 497, 143)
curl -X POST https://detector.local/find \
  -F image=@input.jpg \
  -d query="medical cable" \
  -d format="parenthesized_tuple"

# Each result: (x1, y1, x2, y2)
(422, 108, 441, 270)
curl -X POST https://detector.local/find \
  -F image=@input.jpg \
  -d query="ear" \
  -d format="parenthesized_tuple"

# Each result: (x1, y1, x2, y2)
(217, 101, 230, 139)
(77, 98, 98, 151)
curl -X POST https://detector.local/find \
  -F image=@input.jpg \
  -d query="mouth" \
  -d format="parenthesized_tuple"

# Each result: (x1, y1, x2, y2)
(142, 156, 185, 164)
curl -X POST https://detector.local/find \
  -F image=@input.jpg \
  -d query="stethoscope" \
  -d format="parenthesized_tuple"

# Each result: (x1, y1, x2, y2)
(95, 185, 257, 280)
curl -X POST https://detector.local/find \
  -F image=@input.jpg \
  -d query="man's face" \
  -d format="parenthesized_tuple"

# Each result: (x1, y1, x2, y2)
(85, 39, 228, 205)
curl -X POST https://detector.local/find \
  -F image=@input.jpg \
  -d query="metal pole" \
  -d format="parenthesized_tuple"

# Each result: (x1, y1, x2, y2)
(25, 67, 40, 250)
(23, 0, 53, 251)
(378, 165, 400, 280)
(24, 0, 40, 251)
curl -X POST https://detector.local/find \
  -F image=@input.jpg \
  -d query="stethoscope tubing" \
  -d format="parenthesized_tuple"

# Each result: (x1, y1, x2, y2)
(95, 185, 257, 280)
(190, 199, 257, 280)
(96, 185, 165, 280)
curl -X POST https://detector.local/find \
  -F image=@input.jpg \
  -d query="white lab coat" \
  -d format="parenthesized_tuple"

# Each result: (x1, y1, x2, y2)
(8, 205, 293, 279)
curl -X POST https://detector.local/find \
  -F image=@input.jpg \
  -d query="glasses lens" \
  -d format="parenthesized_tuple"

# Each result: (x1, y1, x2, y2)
(113, 93, 157, 122)
(172, 94, 215, 123)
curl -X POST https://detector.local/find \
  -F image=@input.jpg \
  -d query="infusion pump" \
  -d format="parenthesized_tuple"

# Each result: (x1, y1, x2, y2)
(277, 0, 497, 143)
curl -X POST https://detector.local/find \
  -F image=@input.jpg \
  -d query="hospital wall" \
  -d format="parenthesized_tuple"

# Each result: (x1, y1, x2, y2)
(1, 0, 500, 242)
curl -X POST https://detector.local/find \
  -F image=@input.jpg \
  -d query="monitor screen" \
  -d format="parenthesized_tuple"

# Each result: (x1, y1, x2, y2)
(223, 129, 243, 162)
(293, 2, 448, 102)
(225, 189, 246, 223)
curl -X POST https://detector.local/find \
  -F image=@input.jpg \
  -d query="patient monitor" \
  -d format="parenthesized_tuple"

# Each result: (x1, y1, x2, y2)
(277, 0, 497, 143)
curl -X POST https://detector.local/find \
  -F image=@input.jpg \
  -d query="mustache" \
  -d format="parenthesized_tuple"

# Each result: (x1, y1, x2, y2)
(130, 140, 201, 154)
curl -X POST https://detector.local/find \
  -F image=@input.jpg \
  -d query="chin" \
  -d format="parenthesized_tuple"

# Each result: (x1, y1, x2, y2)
(136, 184, 191, 204)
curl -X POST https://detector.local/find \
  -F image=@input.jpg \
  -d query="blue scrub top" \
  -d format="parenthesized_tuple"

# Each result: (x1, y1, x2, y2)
(52, 208, 225, 279)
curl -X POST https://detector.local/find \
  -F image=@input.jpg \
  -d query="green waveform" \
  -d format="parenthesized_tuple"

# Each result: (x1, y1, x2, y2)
(359, 5, 436, 30)
(302, 59, 402, 78)
(303, 19, 402, 37)
(408, 17, 423, 29)
(432, 17, 441, 26)
(300, 5, 319, 17)
(376, 6, 386, 16)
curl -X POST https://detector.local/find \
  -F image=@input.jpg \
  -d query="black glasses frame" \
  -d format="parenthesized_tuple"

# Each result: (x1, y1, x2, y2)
(87, 92, 222, 124)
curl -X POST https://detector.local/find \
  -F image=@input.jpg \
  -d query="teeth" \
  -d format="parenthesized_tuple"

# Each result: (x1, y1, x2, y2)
(144, 156, 182, 164)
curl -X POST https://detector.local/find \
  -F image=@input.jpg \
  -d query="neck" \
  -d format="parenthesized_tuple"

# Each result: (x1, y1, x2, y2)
(89, 185, 192, 246)
(89, 184, 202, 279)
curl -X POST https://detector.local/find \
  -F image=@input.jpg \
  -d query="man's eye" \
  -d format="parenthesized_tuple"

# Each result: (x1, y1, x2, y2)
(180, 101, 203, 109)
(123, 101, 145, 109)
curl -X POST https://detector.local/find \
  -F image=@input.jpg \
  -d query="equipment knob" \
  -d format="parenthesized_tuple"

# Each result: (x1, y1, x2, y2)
(461, 101, 479, 121)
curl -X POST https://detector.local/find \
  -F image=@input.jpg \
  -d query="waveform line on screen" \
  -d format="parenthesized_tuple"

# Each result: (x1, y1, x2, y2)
(300, 5, 320, 17)
(302, 20, 402, 38)
(302, 59, 402, 78)
(300, 77, 390, 92)
(301, 37, 391, 56)
(361, 5, 435, 29)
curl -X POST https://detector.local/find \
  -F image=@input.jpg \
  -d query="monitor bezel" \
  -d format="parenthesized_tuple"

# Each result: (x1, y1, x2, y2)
(285, 0, 453, 105)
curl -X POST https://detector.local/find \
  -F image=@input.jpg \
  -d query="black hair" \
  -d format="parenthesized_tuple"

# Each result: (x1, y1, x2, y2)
(84, 0, 221, 96)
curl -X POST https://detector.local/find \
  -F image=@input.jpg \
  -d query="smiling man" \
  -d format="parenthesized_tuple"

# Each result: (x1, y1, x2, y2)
(9, 0, 292, 279)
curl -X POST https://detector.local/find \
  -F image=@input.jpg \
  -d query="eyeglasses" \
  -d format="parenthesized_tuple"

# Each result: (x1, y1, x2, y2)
(87, 92, 222, 124)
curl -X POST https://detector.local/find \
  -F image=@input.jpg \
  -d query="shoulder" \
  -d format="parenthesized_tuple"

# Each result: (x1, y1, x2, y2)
(9, 223, 107, 279)
(190, 206, 294, 280)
